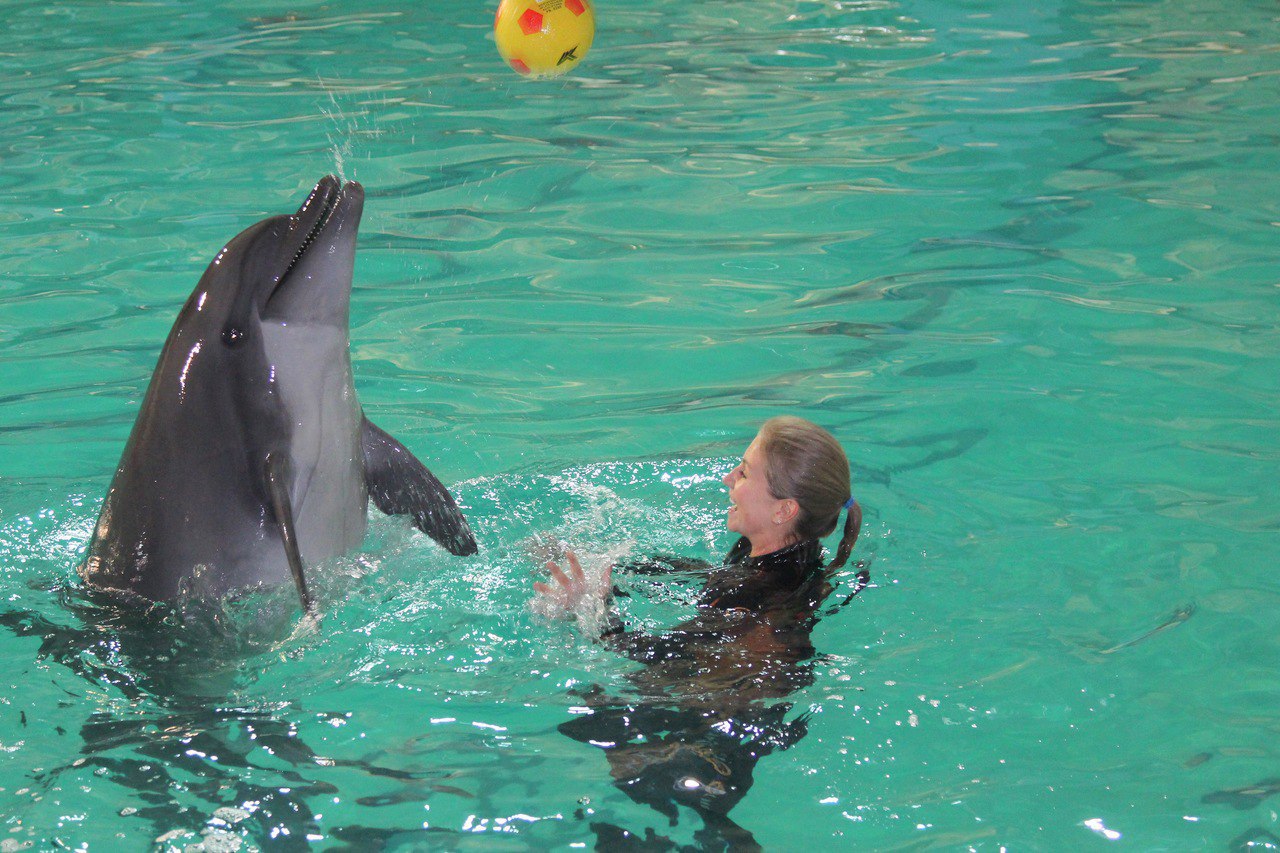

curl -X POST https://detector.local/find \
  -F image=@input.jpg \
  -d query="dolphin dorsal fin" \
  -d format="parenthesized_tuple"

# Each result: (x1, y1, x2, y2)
(361, 418, 479, 557)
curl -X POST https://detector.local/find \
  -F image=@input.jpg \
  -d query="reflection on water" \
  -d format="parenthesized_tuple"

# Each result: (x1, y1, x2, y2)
(0, 583, 329, 848)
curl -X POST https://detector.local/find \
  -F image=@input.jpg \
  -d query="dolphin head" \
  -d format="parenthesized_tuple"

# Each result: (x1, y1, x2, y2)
(183, 175, 365, 350)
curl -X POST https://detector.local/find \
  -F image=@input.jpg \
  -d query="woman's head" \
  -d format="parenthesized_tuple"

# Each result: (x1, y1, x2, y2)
(723, 416, 861, 566)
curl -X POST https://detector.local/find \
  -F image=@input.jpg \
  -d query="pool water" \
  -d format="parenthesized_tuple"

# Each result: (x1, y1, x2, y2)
(2, 0, 1278, 848)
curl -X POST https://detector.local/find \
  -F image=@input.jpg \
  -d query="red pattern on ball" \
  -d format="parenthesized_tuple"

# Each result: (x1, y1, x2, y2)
(518, 9, 544, 35)
(565, 0, 585, 15)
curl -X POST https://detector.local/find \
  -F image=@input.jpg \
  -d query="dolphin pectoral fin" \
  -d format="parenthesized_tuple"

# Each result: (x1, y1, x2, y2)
(265, 453, 319, 619)
(361, 418, 478, 556)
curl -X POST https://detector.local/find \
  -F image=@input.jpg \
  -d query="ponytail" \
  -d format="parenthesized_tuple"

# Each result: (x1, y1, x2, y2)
(827, 498, 862, 570)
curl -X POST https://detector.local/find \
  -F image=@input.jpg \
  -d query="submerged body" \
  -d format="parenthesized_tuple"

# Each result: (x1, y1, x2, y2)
(604, 538, 838, 696)
(81, 176, 476, 607)
(561, 539, 868, 849)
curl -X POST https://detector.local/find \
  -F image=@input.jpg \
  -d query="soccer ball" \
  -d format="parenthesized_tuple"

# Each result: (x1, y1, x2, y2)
(494, 0, 595, 79)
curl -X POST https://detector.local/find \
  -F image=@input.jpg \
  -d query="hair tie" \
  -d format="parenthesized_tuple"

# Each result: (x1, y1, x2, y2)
(843, 496, 857, 510)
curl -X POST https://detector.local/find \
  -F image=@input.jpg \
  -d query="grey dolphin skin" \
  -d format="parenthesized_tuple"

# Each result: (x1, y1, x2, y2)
(80, 176, 476, 613)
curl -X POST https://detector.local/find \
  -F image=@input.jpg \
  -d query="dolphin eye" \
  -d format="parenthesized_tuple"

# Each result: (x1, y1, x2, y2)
(222, 325, 247, 347)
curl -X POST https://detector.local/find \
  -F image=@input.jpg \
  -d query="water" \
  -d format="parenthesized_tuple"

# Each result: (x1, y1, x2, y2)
(2, 0, 1278, 848)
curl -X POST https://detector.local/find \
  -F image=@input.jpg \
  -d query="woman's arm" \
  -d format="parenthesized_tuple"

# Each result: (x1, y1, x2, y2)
(615, 554, 714, 575)
(532, 551, 695, 663)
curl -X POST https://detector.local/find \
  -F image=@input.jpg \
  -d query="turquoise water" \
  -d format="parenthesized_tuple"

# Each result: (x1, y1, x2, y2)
(2, 0, 1278, 848)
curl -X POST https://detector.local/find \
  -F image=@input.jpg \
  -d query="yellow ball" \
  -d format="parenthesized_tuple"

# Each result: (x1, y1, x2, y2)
(494, 0, 595, 79)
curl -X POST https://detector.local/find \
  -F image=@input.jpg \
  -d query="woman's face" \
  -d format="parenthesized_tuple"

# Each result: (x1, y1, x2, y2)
(723, 434, 794, 550)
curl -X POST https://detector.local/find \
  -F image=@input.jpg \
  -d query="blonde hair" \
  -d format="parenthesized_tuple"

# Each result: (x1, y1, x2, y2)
(757, 416, 861, 569)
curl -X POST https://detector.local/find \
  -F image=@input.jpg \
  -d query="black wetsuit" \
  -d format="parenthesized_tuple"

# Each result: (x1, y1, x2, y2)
(691, 536, 825, 609)
(560, 537, 859, 851)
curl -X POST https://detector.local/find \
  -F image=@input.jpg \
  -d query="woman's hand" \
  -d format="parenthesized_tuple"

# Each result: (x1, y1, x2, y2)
(532, 551, 612, 620)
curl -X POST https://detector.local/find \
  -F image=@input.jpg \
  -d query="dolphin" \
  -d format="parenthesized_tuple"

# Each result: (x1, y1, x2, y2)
(80, 176, 476, 613)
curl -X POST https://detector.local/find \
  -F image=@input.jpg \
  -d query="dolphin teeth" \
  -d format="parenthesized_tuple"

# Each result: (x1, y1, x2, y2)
(279, 183, 341, 285)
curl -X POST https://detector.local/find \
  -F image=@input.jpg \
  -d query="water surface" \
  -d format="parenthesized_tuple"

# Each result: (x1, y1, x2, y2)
(2, 0, 1278, 848)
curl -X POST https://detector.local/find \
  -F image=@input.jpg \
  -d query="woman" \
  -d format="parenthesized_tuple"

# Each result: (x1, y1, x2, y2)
(533, 417, 867, 850)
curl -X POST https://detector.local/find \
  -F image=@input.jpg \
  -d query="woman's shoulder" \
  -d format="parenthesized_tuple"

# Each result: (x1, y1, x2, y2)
(724, 538, 823, 573)
(615, 553, 717, 579)
(701, 538, 825, 610)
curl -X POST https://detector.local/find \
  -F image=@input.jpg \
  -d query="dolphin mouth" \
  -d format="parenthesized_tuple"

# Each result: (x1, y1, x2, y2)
(276, 176, 351, 286)
(266, 176, 365, 313)
(286, 176, 342, 274)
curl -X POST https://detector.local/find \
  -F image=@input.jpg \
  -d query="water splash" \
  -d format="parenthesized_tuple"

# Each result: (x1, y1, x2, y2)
(316, 75, 360, 182)
(528, 542, 633, 638)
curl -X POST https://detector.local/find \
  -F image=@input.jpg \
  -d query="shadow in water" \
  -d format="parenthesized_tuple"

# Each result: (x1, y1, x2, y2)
(0, 582, 462, 849)
(562, 696, 811, 851)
